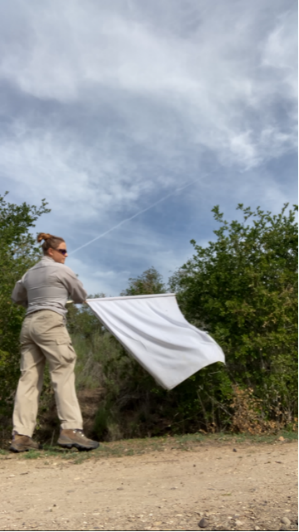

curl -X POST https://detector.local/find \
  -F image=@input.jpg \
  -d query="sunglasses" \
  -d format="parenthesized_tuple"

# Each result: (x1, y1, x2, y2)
(56, 249, 68, 256)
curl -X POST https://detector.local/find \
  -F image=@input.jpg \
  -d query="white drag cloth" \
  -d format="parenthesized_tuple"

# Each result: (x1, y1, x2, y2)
(87, 294, 225, 390)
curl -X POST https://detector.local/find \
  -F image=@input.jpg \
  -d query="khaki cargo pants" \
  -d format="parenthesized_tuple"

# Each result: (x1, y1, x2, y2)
(13, 310, 83, 438)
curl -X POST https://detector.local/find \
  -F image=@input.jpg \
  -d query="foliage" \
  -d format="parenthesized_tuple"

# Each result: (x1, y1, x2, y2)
(230, 385, 281, 434)
(169, 203, 298, 429)
(0, 192, 50, 410)
(75, 204, 298, 439)
(121, 267, 166, 296)
(67, 297, 105, 339)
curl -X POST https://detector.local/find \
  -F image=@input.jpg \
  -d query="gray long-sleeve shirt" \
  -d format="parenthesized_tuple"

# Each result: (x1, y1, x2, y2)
(11, 256, 87, 316)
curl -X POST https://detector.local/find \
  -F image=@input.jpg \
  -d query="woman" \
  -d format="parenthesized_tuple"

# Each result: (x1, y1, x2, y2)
(10, 233, 99, 452)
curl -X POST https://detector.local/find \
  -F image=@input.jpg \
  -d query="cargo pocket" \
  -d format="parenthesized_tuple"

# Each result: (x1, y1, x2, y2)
(56, 339, 77, 366)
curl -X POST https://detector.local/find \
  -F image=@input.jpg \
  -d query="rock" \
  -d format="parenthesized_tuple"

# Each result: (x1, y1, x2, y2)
(235, 520, 243, 526)
(280, 526, 289, 531)
(278, 436, 285, 441)
(198, 517, 209, 528)
(233, 448, 237, 452)
(281, 517, 291, 525)
(254, 527, 260, 531)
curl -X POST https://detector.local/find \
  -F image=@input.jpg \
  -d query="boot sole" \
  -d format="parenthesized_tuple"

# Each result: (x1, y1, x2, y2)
(57, 441, 99, 452)
(9, 444, 42, 453)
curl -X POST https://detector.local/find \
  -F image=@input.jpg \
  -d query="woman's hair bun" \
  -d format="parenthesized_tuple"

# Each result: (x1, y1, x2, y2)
(37, 232, 64, 254)
(37, 232, 52, 243)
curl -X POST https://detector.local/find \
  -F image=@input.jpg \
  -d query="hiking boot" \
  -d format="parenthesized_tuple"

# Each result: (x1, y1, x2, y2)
(10, 434, 42, 453)
(57, 429, 99, 451)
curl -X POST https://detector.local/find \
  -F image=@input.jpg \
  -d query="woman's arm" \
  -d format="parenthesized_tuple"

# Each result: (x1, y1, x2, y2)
(60, 268, 88, 304)
(11, 279, 28, 308)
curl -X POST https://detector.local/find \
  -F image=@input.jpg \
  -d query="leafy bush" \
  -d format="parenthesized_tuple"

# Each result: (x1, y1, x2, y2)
(0, 193, 50, 414)
(169, 203, 298, 430)
(71, 204, 298, 438)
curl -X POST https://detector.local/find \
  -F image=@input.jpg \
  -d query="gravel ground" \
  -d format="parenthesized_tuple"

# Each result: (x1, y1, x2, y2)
(0, 438, 297, 531)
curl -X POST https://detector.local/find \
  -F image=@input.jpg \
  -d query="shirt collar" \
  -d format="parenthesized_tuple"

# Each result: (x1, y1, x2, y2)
(41, 255, 55, 263)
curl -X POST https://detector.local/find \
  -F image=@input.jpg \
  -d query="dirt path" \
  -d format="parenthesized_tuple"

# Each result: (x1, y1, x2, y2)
(0, 440, 297, 531)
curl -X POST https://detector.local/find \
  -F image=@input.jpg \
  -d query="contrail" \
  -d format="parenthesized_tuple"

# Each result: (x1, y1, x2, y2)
(69, 178, 199, 255)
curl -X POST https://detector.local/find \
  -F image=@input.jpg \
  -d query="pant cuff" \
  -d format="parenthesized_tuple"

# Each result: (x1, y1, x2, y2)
(13, 427, 33, 438)
(61, 422, 83, 430)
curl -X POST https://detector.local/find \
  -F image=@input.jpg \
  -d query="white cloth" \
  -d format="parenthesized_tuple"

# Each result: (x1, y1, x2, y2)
(87, 294, 225, 390)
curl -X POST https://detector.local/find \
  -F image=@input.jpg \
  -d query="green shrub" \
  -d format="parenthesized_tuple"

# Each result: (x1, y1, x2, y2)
(0, 193, 50, 414)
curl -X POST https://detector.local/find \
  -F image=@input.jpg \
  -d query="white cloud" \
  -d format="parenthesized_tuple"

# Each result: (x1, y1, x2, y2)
(0, 0, 297, 289)
(0, 125, 157, 222)
(0, 0, 296, 175)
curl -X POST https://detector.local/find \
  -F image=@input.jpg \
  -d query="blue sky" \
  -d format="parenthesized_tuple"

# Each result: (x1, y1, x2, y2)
(0, 0, 297, 296)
